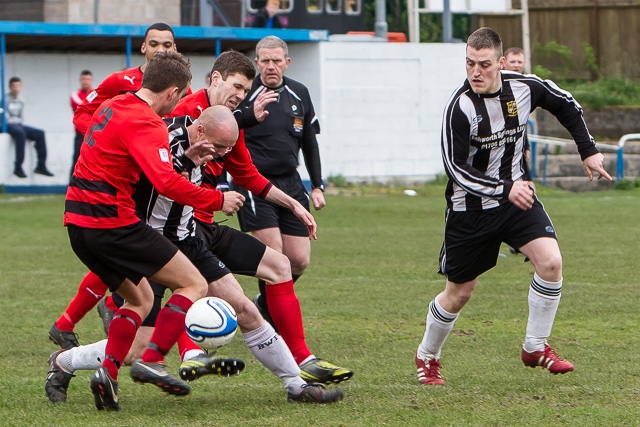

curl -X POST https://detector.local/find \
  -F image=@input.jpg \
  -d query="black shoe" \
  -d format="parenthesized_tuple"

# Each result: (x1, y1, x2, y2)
(90, 367, 120, 411)
(48, 322, 79, 350)
(45, 350, 75, 403)
(13, 166, 26, 178)
(299, 358, 354, 384)
(34, 165, 54, 176)
(130, 360, 190, 396)
(287, 382, 345, 404)
(96, 298, 115, 336)
(178, 353, 245, 381)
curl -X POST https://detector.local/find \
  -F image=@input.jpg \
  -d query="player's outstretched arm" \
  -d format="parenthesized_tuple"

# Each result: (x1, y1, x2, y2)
(290, 204, 317, 240)
(264, 186, 317, 240)
(253, 89, 278, 122)
(582, 153, 612, 181)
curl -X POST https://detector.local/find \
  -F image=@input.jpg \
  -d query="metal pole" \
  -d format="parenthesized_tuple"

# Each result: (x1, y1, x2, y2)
(443, 0, 452, 42)
(126, 36, 132, 69)
(1, 34, 6, 133)
(94, 0, 100, 23)
(521, 0, 531, 73)
(374, 0, 388, 40)
(407, 0, 418, 43)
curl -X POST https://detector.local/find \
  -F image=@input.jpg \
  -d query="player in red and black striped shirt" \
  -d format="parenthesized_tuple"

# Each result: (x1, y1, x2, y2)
(64, 51, 244, 411)
(49, 23, 188, 350)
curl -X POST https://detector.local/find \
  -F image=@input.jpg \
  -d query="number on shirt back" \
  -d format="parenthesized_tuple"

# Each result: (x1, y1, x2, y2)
(84, 105, 113, 147)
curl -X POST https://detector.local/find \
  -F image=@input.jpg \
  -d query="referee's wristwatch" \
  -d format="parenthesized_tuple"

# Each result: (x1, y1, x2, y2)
(314, 184, 325, 192)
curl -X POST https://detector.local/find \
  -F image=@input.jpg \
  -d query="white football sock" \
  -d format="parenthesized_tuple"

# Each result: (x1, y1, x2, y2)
(56, 339, 107, 373)
(299, 354, 316, 365)
(418, 297, 459, 360)
(183, 349, 204, 362)
(243, 322, 306, 394)
(523, 272, 562, 353)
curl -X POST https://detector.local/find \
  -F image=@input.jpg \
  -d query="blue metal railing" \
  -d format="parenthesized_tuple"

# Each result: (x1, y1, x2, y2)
(528, 132, 635, 183)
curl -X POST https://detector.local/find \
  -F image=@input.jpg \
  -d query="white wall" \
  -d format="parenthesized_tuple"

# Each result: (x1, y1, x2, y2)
(0, 52, 216, 187)
(289, 41, 467, 183)
(1, 42, 468, 188)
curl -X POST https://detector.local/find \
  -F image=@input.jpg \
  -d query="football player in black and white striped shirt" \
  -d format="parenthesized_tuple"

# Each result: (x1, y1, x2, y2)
(415, 27, 612, 386)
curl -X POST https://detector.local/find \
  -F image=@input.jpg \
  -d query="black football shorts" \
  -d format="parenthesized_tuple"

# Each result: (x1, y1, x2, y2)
(438, 197, 557, 283)
(234, 173, 311, 237)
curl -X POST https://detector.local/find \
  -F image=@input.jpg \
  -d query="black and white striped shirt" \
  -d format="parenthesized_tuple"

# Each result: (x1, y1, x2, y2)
(441, 71, 599, 211)
(135, 116, 201, 242)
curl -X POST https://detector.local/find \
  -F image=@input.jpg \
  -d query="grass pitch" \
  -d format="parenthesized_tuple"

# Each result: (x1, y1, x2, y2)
(0, 184, 638, 426)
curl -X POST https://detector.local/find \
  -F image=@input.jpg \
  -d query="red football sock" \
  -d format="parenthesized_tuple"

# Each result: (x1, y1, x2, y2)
(141, 294, 193, 364)
(177, 330, 201, 361)
(265, 280, 311, 364)
(56, 271, 108, 331)
(103, 308, 141, 380)
(104, 294, 119, 311)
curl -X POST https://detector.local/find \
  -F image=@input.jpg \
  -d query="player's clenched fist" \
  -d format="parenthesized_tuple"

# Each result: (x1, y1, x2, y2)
(221, 191, 245, 216)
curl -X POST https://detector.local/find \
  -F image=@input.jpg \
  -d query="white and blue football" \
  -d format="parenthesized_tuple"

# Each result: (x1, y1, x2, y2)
(185, 297, 238, 350)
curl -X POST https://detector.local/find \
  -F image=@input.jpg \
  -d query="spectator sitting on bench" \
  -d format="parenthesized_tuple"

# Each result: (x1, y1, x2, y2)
(2, 76, 53, 178)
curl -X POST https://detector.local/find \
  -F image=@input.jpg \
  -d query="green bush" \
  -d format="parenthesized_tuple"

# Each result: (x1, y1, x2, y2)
(533, 40, 640, 109)
(327, 174, 349, 188)
(558, 78, 640, 110)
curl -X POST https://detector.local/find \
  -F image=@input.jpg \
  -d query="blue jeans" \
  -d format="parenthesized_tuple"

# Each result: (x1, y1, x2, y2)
(7, 123, 47, 168)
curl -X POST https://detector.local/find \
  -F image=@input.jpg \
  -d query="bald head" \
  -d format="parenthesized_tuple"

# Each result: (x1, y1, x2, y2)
(196, 105, 239, 151)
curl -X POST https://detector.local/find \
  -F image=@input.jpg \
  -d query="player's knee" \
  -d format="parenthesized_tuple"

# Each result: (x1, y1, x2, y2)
(268, 252, 292, 282)
(138, 298, 154, 320)
(444, 281, 475, 310)
(289, 256, 310, 275)
(454, 289, 473, 307)
(193, 280, 208, 299)
(536, 253, 563, 279)
(235, 298, 262, 329)
(181, 275, 208, 300)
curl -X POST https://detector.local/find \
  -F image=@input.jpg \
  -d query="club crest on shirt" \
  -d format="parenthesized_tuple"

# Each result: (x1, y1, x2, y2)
(293, 117, 303, 132)
(159, 148, 170, 163)
(506, 100, 518, 117)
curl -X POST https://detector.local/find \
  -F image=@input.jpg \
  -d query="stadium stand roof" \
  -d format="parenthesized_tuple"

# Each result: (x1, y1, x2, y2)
(0, 20, 329, 55)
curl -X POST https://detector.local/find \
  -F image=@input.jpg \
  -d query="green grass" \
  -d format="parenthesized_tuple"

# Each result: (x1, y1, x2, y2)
(1, 185, 639, 426)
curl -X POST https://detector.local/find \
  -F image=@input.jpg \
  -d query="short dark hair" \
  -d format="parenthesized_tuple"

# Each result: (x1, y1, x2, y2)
(142, 51, 191, 93)
(9, 76, 21, 85)
(80, 69, 92, 76)
(211, 50, 256, 81)
(504, 47, 524, 57)
(467, 27, 503, 57)
(144, 22, 175, 41)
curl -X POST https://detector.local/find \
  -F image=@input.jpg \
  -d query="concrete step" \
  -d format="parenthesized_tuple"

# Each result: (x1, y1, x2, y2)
(535, 154, 620, 177)
(535, 176, 614, 192)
